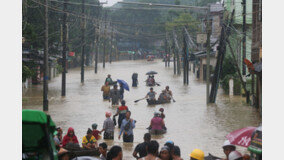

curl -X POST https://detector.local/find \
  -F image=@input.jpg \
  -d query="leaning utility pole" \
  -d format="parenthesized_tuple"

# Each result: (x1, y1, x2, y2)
(206, 10, 212, 104)
(43, 0, 49, 111)
(242, 0, 246, 75)
(81, 0, 86, 83)
(61, 0, 68, 96)
(103, 10, 107, 68)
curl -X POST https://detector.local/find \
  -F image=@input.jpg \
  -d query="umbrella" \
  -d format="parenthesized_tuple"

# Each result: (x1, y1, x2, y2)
(146, 71, 158, 75)
(226, 126, 257, 147)
(117, 79, 129, 91)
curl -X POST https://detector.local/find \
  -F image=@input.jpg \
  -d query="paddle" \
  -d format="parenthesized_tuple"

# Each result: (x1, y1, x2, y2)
(155, 82, 161, 86)
(134, 97, 146, 103)
(170, 96, 176, 102)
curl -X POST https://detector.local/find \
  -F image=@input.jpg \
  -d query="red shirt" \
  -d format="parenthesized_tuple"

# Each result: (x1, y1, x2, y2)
(92, 130, 100, 140)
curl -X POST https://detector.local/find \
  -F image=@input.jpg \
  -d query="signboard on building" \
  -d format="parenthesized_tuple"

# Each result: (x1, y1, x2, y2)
(197, 34, 207, 44)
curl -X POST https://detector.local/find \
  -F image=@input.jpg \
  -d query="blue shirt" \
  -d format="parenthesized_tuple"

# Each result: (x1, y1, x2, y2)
(119, 118, 135, 136)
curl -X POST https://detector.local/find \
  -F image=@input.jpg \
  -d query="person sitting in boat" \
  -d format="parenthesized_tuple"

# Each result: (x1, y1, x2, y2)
(113, 100, 129, 128)
(145, 87, 157, 102)
(158, 90, 169, 103)
(163, 86, 172, 100)
(149, 112, 166, 135)
(62, 127, 79, 147)
(101, 82, 110, 100)
(147, 75, 155, 86)
(82, 128, 98, 149)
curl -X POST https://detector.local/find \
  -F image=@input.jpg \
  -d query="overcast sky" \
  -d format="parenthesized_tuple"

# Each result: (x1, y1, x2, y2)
(101, 0, 122, 7)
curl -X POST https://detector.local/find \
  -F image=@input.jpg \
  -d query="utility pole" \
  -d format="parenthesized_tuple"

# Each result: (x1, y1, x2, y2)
(103, 10, 107, 68)
(81, 0, 85, 83)
(165, 36, 168, 67)
(43, 0, 49, 111)
(242, 0, 246, 75)
(61, 0, 67, 96)
(173, 40, 176, 75)
(94, 3, 100, 74)
(206, 7, 212, 104)
(109, 23, 113, 63)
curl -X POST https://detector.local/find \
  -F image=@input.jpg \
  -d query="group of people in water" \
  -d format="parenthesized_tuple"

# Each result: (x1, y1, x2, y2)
(52, 74, 252, 160)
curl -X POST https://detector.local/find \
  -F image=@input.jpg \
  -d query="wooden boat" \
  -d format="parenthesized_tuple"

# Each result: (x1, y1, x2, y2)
(149, 129, 167, 135)
(147, 99, 170, 105)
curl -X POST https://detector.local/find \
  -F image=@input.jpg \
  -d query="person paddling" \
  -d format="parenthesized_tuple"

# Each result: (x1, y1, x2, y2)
(163, 86, 172, 101)
(145, 88, 157, 103)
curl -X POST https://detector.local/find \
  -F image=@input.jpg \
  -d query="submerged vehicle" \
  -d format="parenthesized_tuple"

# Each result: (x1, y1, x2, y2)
(22, 109, 58, 160)
(22, 110, 100, 160)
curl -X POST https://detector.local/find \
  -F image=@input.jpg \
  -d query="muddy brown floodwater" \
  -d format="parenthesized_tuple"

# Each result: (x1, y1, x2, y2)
(23, 60, 261, 159)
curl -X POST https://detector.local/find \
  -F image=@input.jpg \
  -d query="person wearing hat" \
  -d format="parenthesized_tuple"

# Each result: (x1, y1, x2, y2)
(91, 123, 101, 140)
(101, 112, 115, 140)
(222, 140, 236, 160)
(82, 128, 98, 149)
(110, 84, 120, 105)
(228, 151, 242, 160)
(189, 149, 204, 160)
(159, 146, 172, 160)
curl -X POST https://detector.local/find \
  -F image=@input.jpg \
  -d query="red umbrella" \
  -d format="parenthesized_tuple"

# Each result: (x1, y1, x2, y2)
(226, 126, 257, 147)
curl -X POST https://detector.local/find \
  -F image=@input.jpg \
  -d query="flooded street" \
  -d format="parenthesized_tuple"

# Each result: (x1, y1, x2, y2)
(23, 60, 261, 159)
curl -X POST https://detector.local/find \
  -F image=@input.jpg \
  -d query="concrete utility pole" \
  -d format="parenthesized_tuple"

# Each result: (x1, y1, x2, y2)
(94, 3, 100, 74)
(109, 23, 113, 63)
(43, 0, 49, 111)
(165, 36, 168, 67)
(242, 0, 246, 75)
(103, 10, 107, 68)
(206, 7, 212, 104)
(81, 0, 86, 83)
(61, 0, 68, 96)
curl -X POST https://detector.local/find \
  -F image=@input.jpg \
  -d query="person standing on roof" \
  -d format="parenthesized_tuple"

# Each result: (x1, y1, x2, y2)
(101, 112, 115, 140)
(110, 84, 120, 105)
(113, 100, 129, 128)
